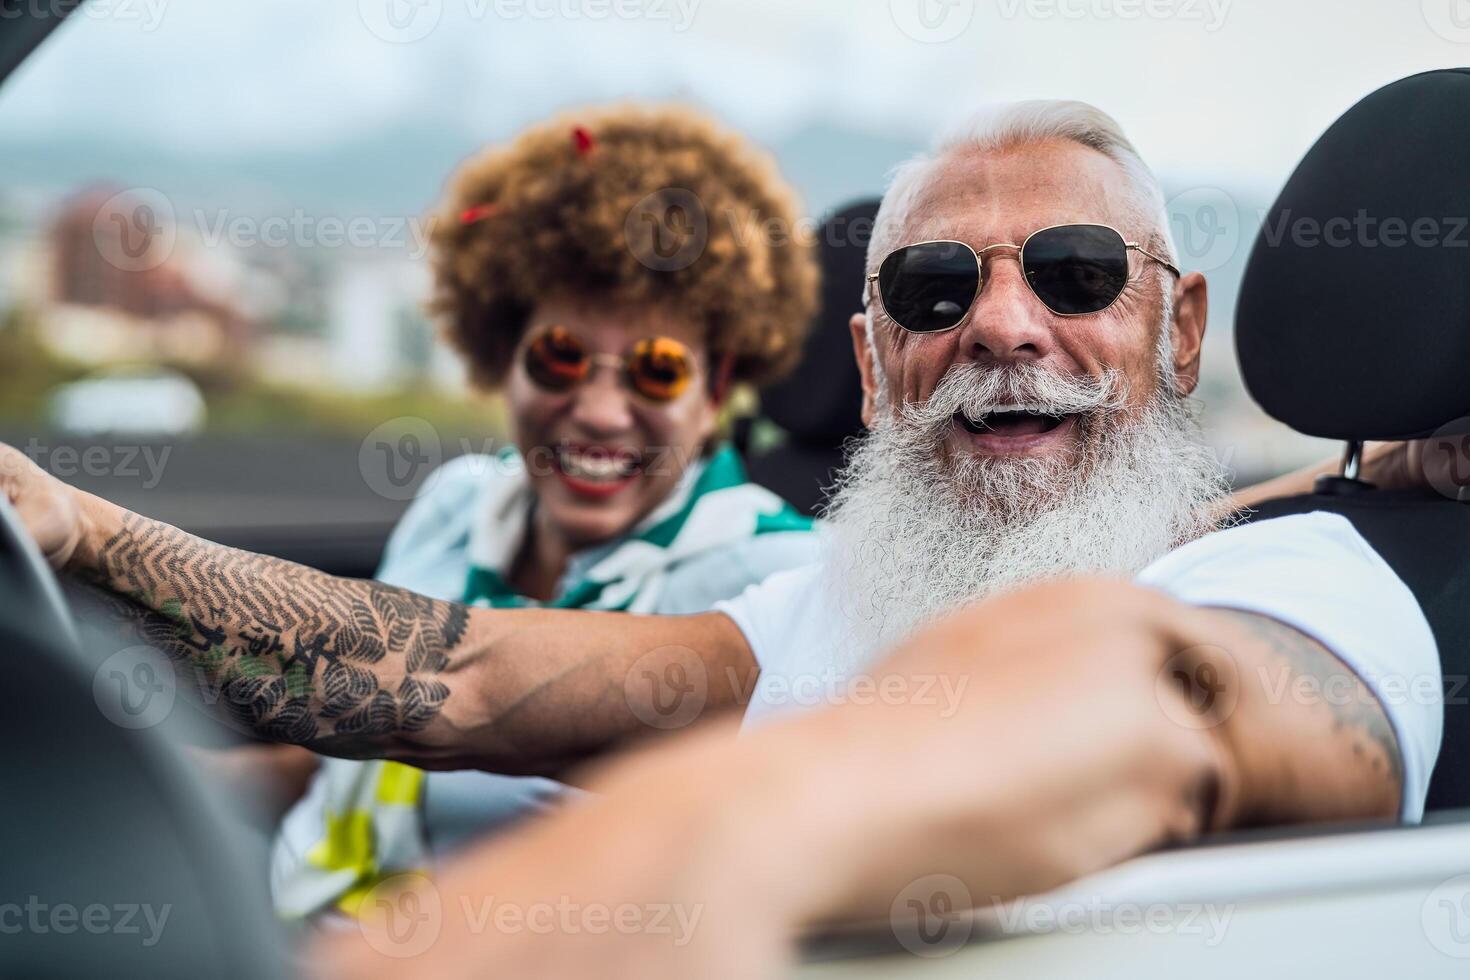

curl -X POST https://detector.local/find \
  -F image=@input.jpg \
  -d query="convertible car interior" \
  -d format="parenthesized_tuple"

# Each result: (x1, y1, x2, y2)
(2, 5, 1469, 978)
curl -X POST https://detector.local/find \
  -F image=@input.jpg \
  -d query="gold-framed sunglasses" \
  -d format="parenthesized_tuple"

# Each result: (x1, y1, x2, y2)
(864, 222, 1180, 332)
(522, 325, 697, 403)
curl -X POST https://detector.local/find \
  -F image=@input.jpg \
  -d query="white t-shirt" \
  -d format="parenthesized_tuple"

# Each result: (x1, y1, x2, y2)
(716, 512, 1443, 822)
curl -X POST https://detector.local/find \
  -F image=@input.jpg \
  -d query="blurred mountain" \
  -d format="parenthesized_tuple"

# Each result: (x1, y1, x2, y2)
(773, 122, 919, 215)
(0, 119, 922, 219)
(0, 116, 1280, 347)
(0, 121, 483, 220)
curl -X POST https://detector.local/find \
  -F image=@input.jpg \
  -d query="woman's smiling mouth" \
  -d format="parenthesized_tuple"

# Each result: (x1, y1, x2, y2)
(553, 445, 643, 498)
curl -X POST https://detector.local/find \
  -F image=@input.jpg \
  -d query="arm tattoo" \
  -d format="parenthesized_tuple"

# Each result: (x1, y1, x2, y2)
(76, 512, 468, 754)
(1225, 611, 1403, 790)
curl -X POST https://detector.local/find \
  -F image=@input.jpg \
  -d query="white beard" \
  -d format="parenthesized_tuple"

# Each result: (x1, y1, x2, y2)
(821, 354, 1229, 671)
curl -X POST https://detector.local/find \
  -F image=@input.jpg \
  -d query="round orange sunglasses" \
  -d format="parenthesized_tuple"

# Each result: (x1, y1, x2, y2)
(522, 326, 697, 403)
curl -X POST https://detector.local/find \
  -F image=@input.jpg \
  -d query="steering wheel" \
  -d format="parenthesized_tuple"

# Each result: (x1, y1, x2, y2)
(0, 492, 289, 980)
(0, 493, 79, 651)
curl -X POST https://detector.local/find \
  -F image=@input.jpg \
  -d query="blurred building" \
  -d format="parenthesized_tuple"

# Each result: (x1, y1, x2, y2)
(44, 186, 252, 367)
(331, 253, 461, 392)
(254, 248, 460, 394)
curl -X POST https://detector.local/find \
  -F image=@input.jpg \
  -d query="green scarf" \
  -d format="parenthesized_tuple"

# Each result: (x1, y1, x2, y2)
(462, 445, 811, 611)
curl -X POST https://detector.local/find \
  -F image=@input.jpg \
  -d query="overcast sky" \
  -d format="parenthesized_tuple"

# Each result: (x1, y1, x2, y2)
(4, 0, 1460, 470)
(3, 0, 1466, 193)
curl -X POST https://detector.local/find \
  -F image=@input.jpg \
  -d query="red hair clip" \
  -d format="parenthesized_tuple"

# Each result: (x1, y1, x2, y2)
(571, 125, 596, 157)
(459, 203, 498, 225)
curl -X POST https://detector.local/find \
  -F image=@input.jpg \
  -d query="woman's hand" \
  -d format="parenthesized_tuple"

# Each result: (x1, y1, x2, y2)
(1226, 434, 1470, 518)
(192, 744, 321, 824)
(0, 441, 89, 570)
(1364, 435, 1470, 498)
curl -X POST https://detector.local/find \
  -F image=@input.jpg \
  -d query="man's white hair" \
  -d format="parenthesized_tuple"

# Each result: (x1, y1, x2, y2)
(869, 99, 1177, 277)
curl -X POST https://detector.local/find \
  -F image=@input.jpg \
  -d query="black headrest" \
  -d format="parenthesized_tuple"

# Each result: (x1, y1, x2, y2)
(1236, 69, 1470, 440)
(759, 198, 877, 443)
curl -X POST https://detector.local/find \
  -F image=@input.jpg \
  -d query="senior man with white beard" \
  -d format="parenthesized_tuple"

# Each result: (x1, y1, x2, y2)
(0, 101, 1446, 978)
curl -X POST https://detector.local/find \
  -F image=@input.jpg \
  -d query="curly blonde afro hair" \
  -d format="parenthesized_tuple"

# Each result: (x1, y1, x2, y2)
(428, 103, 819, 390)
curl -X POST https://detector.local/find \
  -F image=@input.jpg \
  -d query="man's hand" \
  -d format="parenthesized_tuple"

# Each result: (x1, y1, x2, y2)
(0, 441, 87, 569)
(312, 575, 1410, 978)
(317, 580, 1221, 979)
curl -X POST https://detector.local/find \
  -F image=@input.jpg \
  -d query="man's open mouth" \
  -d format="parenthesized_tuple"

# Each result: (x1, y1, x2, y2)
(955, 404, 1072, 437)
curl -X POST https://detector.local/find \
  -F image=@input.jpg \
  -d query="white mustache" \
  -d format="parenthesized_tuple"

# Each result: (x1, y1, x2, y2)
(897, 362, 1129, 436)
(824, 360, 1226, 670)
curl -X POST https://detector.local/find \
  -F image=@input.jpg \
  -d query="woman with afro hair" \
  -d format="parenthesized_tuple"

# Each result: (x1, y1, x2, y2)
(270, 104, 823, 920)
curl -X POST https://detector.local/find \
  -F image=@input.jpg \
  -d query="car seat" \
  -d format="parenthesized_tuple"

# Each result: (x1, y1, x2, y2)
(1232, 68, 1470, 812)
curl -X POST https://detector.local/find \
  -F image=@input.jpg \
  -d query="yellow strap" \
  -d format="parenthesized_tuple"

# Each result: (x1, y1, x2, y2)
(302, 762, 430, 917)
(305, 809, 374, 877)
(376, 761, 426, 804)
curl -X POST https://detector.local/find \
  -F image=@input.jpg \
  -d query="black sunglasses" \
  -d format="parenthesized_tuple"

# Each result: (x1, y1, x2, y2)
(865, 223, 1180, 332)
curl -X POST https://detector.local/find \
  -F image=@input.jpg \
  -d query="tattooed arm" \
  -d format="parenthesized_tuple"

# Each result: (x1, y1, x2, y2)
(72, 510, 475, 757)
(1, 444, 754, 772)
(1194, 608, 1404, 822)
